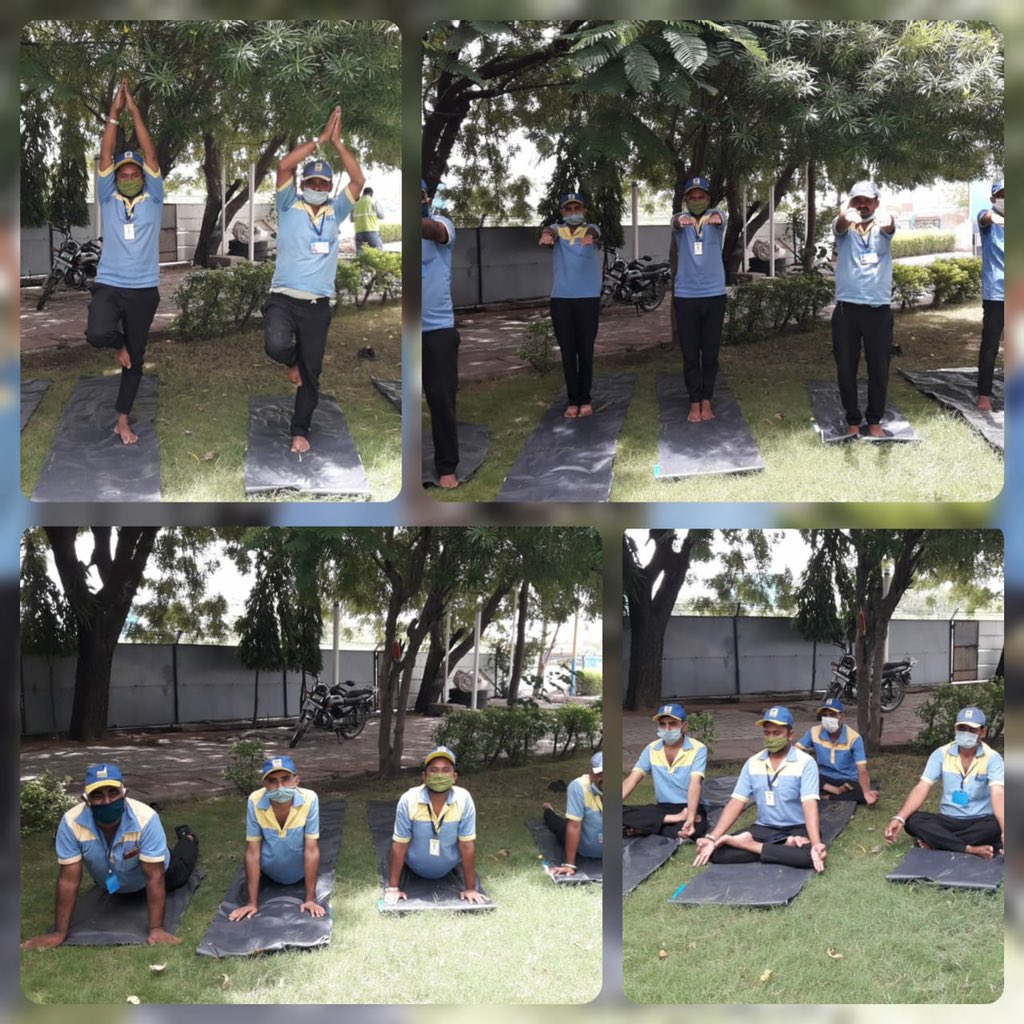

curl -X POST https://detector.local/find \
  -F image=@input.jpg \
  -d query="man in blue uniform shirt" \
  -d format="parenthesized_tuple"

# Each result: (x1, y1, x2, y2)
(671, 176, 727, 423)
(976, 179, 1004, 411)
(385, 746, 486, 904)
(264, 105, 364, 453)
(85, 77, 164, 445)
(228, 755, 325, 921)
(622, 703, 709, 838)
(20, 763, 198, 949)
(796, 697, 878, 804)
(422, 178, 460, 488)
(543, 751, 603, 875)
(694, 706, 827, 872)
(831, 180, 897, 438)
(539, 192, 602, 419)
(885, 706, 1004, 858)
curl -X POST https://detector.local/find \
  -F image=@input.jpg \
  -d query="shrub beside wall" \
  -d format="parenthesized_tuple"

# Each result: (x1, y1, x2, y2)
(890, 230, 956, 259)
(914, 677, 1004, 751)
(724, 272, 834, 344)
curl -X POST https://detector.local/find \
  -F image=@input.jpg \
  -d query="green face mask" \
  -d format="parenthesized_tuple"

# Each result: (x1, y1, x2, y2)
(426, 773, 454, 792)
(686, 199, 709, 216)
(117, 178, 143, 198)
(764, 735, 788, 753)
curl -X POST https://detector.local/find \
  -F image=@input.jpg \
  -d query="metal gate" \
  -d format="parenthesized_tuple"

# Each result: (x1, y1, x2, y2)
(951, 620, 979, 680)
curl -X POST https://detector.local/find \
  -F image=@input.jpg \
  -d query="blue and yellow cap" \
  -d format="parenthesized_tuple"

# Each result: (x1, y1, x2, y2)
(816, 698, 844, 715)
(991, 179, 1004, 197)
(684, 175, 710, 195)
(558, 191, 587, 208)
(261, 755, 298, 780)
(652, 703, 686, 723)
(956, 707, 986, 727)
(301, 160, 333, 182)
(424, 745, 457, 768)
(84, 763, 124, 794)
(113, 150, 144, 172)
(757, 706, 794, 727)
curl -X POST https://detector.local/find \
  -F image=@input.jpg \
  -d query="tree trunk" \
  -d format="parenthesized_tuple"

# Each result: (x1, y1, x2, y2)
(721, 164, 799, 272)
(506, 580, 530, 706)
(413, 618, 448, 714)
(252, 669, 260, 728)
(802, 158, 817, 271)
(625, 607, 669, 709)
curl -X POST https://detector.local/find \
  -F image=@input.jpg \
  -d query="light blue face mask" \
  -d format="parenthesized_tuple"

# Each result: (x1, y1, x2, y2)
(302, 187, 329, 206)
(657, 727, 682, 744)
(268, 786, 297, 804)
(563, 213, 585, 227)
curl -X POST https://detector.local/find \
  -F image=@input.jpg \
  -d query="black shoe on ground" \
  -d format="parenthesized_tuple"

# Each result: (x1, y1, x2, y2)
(175, 824, 198, 845)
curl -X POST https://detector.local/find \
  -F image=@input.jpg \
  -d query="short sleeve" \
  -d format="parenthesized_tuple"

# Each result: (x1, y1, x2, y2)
(331, 185, 355, 221)
(139, 810, 170, 864)
(588, 222, 601, 239)
(97, 165, 116, 203)
(852, 734, 867, 764)
(276, 179, 297, 212)
(304, 792, 320, 838)
(921, 748, 944, 784)
(988, 751, 1005, 785)
(145, 164, 164, 203)
(457, 792, 477, 840)
(245, 793, 262, 841)
(55, 813, 83, 864)
(797, 728, 814, 749)
(634, 743, 653, 775)
(434, 215, 455, 247)
(832, 216, 845, 237)
(392, 793, 412, 842)
(565, 779, 585, 821)
(800, 756, 820, 801)
(692, 743, 708, 778)
(978, 210, 991, 233)
(732, 760, 753, 803)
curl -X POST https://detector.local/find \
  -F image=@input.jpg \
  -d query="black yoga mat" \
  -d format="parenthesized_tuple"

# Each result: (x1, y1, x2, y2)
(898, 367, 1004, 452)
(623, 833, 681, 895)
(371, 376, 403, 412)
(496, 373, 636, 502)
(669, 800, 856, 907)
(21, 377, 52, 431)
(525, 817, 602, 884)
(32, 375, 161, 502)
(61, 870, 203, 946)
(654, 373, 764, 479)
(807, 380, 919, 443)
(423, 422, 489, 486)
(886, 847, 1003, 891)
(243, 395, 370, 498)
(366, 800, 493, 913)
(195, 800, 345, 957)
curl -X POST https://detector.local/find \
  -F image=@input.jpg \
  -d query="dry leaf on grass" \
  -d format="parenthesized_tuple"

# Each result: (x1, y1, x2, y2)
(126, 996, 141, 1005)
(827, 947, 845, 960)
(149, 963, 167, 972)
(759, 969, 773, 983)
(219, 974, 231, 989)
(688, 942, 697, 951)
(202, 451, 218, 462)
(658, 949, 669, 960)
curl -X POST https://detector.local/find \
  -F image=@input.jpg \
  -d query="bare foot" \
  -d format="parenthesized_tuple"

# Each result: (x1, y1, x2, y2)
(115, 347, 132, 370)
(564, 405, 579, 419)
(114, 414, 138, 445)
(290, 435, 311, 453)
(915, 838, 933, 850)
(965, 844, 995, 859)
(700, 400, 715, 421)
(866, 424, 884, 438)
(438, 474, 459, 489)
(542, 802, 554, 812)
(784, 835, 811, 848)
(846, 424, 861, 436)
(822, 782, 845, 796)
(687, 403, 702, 423)
(977, 395, 993, 412)
(578, 404, 593, 417)
(285, 365, 302, 387)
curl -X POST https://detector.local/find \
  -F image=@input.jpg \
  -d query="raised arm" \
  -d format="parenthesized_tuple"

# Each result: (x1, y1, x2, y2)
(100, 79, 126, 172)
(328, 105, 365, 198)
(277, 107, 338, 189)
(122, 79, 159, 174)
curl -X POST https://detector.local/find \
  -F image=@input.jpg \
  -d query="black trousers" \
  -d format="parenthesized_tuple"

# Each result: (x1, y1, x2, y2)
(819, 773, 867, 804)
(622, 802, 708, 839)
(423, 326, 461, 476)
(263, 293, 333, 437)
(904, 812, 1002, 853)
(978, 299, 1003, 397)
(163, 834, 200, 891)
(673, 294, 726, 403)
(550, 297, 600, 406)
(709, 822, 814, 868)
(84, 284, 161, 414)
(831, 301, 893, 425)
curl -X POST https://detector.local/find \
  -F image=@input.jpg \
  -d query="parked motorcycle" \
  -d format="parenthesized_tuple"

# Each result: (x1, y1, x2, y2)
(36, 225, 102, 310)
(825, 640, 913, 712)
(601, 252, 670, 312)
(289, 678, 375, 747)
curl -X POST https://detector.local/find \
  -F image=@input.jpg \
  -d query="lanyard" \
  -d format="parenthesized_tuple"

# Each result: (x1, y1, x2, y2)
(117, 196, 139, 224)
(306, 205, 328, 238)
(765, 759, 787, 791)
(954, 750, 980, 788)
(427, 793, 451, 835)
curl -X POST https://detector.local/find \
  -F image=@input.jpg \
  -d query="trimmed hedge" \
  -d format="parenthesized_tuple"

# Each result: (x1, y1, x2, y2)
(928, 256, 981, 305)
(171, 261, 275, 341)
(724, 272, 834, 344)
(379, 223, 401, 244)
(432, 703, 602, 770)
(892, 263, 933, 310)
(890, 230, 955, 259)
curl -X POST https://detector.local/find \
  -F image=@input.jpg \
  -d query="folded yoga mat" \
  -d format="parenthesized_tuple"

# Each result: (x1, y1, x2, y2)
(623, 833, 681, 895)
(496, 373, 636, 502)
(423, 422, 490, 486)
(366, 800, 494, 913)
(668, 800, 857, 907)
(243, 395, 370, 498)
(807, 380, 919, 443)
(21, 377, 52, 431)
(195, 800, 345, 957)
(371, 376, 403, 412)
(525, 818, 602, 884)
(61, 870, 204, 946)
(32, 375, 161, 502)
(653, 374, 763, 479)
(898, 367, 1004, 452)
(886, 847, 1003, 891)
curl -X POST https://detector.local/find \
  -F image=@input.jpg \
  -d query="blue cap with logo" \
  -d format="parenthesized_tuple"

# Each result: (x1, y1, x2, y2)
(590, 751, 603, 772)
(956, 707, 986, 727)
(757, 706, 794, 727)
(652, 703, 687, 723)
(84, 763, 124, 794)
(113, 150, 144, 172)
(991, 179, 1004, 196)
(424, 745, 457, 768)
(684, 175, 710, 195)
(559, 191, 587, 207)
(850, 180, 879, 199)
(301, 160, 333, 182)
(261, 755, 298, 780)
(816, 698, 845, 715)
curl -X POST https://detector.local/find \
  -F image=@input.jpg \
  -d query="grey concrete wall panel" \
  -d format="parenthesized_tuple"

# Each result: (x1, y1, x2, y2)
(661, 617, 735, 697)
(888, 620, 951, 685)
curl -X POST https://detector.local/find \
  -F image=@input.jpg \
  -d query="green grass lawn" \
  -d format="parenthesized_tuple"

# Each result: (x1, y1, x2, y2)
(429, 304, 1002, 503)
(21, 302, 402, 502)
(20, 755, 601, 1005)
(623, 751, 1003, 1004)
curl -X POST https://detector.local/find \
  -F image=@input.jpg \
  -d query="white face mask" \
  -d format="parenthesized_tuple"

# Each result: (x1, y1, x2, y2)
(992, 199, 1004, 216)
(657, 727, 682, 744)
(820, 716, 840, 734)
(955, 729, 980, 749)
